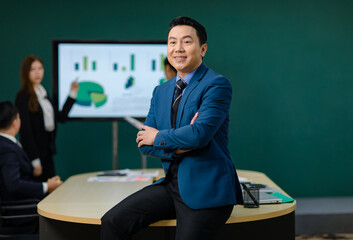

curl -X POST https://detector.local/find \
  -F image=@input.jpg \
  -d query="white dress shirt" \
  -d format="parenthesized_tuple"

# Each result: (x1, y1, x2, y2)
(34, 84, 55, 132)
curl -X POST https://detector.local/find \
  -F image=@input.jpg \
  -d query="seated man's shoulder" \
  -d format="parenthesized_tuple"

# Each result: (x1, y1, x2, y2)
(0, 140, 21, 161)
(0, 138, 15, 151)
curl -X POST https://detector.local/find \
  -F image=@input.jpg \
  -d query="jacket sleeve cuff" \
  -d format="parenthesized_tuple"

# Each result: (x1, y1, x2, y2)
(153, 130, 169, 149)
(69, 90, 77, 99)
(31, 158, 41, 167)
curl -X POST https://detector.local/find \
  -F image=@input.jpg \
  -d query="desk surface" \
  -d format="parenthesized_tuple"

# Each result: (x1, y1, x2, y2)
(38, 169, 296, 226)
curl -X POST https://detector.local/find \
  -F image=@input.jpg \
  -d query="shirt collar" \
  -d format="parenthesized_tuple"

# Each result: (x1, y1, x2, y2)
(34, 84, 47, 98)
(0, 133, 17, 144)
(176, 67, 199, 85)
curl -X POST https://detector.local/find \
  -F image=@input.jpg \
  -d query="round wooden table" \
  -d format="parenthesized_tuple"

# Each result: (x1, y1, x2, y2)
(38, 169, 296, 240)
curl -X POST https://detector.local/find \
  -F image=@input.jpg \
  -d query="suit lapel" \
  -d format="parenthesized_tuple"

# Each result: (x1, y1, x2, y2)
(176, 63, 208, 127)
(0, 136, 31, 163)
(165, 78, 176, 129)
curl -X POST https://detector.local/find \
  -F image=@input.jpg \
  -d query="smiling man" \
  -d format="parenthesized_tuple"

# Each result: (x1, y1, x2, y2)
(101, 16, 243, 240)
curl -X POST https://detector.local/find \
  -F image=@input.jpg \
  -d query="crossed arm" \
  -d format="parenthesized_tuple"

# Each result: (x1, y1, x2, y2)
(137, 77, 232, 159)
(136, 112, 199, 154)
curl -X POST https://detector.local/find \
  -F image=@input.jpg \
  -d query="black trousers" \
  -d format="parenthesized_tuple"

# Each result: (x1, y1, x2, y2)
(100, 180, 233, 240)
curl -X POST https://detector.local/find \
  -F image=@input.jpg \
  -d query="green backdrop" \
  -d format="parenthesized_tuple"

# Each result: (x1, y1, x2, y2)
(1, 0, 352, 198)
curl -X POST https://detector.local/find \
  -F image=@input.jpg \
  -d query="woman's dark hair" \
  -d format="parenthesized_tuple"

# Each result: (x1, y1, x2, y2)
(168, 16, 207, 46)
(19, 55, 43, 113)
(0, 101, 19, 129)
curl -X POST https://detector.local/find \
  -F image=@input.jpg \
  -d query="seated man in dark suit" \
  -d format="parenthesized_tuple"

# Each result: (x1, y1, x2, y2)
(0, 101, 62, 228)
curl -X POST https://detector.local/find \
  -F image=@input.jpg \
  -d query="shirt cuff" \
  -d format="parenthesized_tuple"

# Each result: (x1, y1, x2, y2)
(42, 182, 48, 194)
(69, 90, 78, 99)
(31, 158, 41, 167)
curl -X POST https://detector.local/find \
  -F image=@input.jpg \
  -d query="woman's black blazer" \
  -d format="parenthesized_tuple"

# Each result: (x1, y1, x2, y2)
(15, 90, 75, 161)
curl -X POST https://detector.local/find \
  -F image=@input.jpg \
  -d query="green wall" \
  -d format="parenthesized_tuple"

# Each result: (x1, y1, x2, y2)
(1, 0, 352, 198)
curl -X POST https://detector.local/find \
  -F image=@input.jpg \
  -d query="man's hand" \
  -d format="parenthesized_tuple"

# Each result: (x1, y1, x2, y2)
(47, 176, 63, 193)
(33, 165, 42, 177)
(190, 112, 199, 125)
(136, 125, 159, 147)
(174, 149, 190, 154)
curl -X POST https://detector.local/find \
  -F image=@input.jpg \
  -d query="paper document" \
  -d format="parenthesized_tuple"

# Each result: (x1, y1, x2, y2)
(238, 177, 249, 182)
(87, 169, 159, 182)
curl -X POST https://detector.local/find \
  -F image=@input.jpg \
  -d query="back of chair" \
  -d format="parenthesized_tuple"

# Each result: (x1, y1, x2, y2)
(0, 198, 39, 238)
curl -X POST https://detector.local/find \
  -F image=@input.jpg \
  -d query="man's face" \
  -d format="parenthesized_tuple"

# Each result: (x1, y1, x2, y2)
(167, 25, 207, 78)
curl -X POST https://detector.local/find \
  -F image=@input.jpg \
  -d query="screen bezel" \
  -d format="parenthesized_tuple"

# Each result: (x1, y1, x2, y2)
(52, 39, 167, 121)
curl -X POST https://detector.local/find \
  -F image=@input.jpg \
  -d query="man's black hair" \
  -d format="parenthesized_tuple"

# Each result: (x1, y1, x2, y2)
(0, 101, 19, 129)
(168, 16, 207, 45)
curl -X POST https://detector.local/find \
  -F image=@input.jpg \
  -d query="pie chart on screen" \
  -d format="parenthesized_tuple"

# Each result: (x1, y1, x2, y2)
(75, 81, 107, 108)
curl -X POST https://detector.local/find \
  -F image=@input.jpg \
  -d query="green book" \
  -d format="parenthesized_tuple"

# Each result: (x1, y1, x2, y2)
(271, 192, 294, 203)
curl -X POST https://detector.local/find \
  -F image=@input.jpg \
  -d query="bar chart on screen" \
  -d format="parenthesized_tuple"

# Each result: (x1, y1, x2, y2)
(57, 43, 167, 118)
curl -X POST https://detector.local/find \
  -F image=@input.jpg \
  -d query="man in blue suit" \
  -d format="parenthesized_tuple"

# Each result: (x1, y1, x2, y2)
(101, 16, 243, 240)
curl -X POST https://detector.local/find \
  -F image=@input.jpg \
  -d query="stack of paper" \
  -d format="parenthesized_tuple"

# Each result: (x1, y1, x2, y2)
(87, 169, 159, 182)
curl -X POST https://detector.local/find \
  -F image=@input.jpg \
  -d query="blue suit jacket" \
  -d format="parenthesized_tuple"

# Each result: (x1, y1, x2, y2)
(0, 135, 44, 201)
(139, 63, 243, 209)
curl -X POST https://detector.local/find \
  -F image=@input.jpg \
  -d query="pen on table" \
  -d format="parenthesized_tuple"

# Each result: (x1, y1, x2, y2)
(242, 183, 259, 206)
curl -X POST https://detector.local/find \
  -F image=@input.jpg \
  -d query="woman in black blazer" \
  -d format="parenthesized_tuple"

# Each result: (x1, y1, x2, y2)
(15, 55, 79, 182)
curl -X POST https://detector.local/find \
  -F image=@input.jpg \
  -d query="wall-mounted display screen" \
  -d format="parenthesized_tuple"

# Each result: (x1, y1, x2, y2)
(52, 40, 167, 120)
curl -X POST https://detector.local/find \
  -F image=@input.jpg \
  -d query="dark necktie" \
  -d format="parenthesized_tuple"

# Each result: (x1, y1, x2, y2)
(171, 79, 187, 128)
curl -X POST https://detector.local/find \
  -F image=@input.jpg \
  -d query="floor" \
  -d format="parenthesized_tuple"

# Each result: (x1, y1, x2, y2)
(296, 233, 353, 240)
(295, 196, 353, 236)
